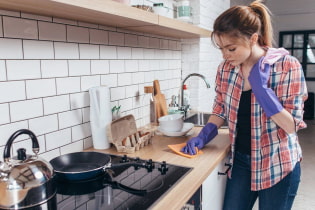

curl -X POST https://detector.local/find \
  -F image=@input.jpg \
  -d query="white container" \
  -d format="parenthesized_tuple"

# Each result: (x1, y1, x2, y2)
(89, 86, 112, 149)
(176, 0, 192, 23)
(158, 113, 184, 132)
(153, 3, 169, 17)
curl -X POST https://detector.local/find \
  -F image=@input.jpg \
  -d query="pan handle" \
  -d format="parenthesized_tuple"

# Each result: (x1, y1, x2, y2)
(106, 180, 147, 196)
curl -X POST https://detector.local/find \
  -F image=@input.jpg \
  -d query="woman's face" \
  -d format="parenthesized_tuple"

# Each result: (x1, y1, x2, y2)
(214, 34, 252, 66)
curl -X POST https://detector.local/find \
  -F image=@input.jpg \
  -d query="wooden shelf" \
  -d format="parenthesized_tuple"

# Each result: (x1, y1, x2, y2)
(0, 0, 211, 39)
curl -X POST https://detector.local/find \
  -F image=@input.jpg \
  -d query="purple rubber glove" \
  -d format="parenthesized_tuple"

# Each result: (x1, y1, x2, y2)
(248, 57, 284, 117)
(181, 123, 218, 155)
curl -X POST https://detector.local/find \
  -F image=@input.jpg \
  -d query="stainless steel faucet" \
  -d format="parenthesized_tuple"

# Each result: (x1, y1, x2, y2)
(179, 73, 211, 109)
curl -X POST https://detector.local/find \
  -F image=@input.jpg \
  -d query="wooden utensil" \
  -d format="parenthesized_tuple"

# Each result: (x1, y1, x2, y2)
(153, 80, 168, 121)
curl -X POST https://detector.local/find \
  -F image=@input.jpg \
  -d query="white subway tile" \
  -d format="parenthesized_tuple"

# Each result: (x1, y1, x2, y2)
(83, 137, 93, 149)
(144, 49, 155, 59)
(23, 40, 54, 59)
(117, 47, 132, 59)
(70, 92, 89, 109)
(0, 81, 26, 103)
(81, 75, 100, 91)
(68, 60, 90, 76)
(46, 128, 71, 150)
(0, 9, 20, 17)
(125, 60, 138, 72)
(0, 103, 10, 125)
(79, 44, 99, 59)
(91, 60, 109, 75)
(67, 25, 89, 43)
(138, 36, 149, 48)
(90, 29, 108, 45)
(125, 85, 139, 98)
(10, 99, 43, 122)
(29, 114, 58, 136)
(71, 123, 91, 141)
(22, 13, 52, 22)
(118, 73, 133, 86)
(0, 17, 3, 37)
(169, 40, 178, 50)
(3, 16, 38, 39)
(53, 17, 77, 25)
(0, 121, 28, 146)
(0, 60, 6, 81)
(40, 149, 60, 161)
(58, 109, 83, 129)
(38, 21, 66, 41)
(132, 72, 145, 84)
(54, 42, 79, 59)
(101, 74, 117, 87)
(139, 60, 150, 71)
(131, 48, 144, 59)
(78, 21, 98, 29)
(6, 60, 41, 80)
(111, 87, 125, 101)
(110, 60, 125, 73)
(26, 78, 56, 99)
(60, 141, 83, 155)
(82, 107, 90, 123)
(160, 39, 169, 49)
(0, 38, 23, 59)
(108, 31, 124, 46)
(100, 46, 117, 59)
(149, 37, 160, 48)
(41, 60, 68, 78)
(43, 95, 70, 115)
(125, 33, 138, 47)
(98, 25, 116, 31)
(119, 98, 133, 112)
(56, 77, 81, 94)
(144, 71, 154, 82)
(149, 60, 160, 70)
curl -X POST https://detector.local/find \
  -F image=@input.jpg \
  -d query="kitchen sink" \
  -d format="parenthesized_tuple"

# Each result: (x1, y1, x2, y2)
(184, 112, 228, 127)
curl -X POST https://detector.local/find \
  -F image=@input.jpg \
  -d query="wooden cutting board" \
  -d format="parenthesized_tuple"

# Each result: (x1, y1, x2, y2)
(153, 80, 168, 121)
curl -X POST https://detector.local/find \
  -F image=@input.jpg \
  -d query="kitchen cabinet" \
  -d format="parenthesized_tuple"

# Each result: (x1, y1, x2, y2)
(0, 0, 211, 39)
(202, 156, 228, 210)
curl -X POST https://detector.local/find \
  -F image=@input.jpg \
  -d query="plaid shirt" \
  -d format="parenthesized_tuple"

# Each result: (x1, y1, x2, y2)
(212, 54, 308, 191)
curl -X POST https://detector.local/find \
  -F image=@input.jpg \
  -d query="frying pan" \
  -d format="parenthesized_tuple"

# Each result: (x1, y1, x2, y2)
(50, 152, 145, 181)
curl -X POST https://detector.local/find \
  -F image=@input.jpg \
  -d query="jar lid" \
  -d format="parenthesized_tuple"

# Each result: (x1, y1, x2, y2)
(153, 3, 164, 7)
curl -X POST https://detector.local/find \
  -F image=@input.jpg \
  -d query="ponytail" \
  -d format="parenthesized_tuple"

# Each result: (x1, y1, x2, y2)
(212, 0, 273, 47)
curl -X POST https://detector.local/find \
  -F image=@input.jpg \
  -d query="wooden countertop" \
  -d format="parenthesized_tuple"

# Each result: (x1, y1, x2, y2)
(86, 127, 230, 209)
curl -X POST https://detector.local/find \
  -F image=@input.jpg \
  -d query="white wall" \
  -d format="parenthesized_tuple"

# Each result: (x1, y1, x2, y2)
(0, 1, 229, 161)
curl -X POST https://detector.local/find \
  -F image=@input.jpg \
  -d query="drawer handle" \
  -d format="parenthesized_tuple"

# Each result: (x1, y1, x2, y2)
(218, 163, 232, 176)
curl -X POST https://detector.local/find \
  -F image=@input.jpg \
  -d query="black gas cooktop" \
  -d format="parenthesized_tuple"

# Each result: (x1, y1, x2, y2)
(40, 153, 191, 210)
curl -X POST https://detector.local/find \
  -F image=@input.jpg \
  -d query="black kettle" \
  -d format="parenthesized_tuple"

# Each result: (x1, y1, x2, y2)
(0, 129, 56, 209)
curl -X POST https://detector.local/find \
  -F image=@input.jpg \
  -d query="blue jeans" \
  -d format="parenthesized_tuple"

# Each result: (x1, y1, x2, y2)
(223, 151, 301, 210)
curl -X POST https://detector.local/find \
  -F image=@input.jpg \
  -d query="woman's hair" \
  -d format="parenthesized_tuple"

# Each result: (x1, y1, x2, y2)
(211, 0, 273, 47)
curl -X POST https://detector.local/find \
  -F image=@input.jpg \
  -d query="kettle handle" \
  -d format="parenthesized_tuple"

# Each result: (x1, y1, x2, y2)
(3, 129, 40, 161)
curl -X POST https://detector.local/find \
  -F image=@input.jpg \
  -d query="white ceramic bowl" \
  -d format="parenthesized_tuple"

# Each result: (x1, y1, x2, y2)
(158, 114, 184, 132)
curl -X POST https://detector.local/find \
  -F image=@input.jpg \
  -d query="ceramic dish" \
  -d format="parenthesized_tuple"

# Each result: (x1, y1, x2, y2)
(158, 122, 194, 137)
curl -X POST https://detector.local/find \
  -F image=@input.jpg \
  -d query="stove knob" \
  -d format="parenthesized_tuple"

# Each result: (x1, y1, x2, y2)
(120, 155, 129, 163)
(158, 161, 168, 175)
(145, 159, 155, 172)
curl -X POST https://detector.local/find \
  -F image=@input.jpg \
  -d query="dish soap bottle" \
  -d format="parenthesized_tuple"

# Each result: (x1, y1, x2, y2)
(183, 84, 190, 106)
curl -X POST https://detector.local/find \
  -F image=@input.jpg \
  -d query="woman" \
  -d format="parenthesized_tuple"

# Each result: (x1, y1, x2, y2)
(181, 1, 308, 209)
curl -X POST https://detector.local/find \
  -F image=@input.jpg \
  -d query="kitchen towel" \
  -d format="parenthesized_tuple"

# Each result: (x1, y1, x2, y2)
(168, 143, 203, 158)
(89, 86, 112, 149)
